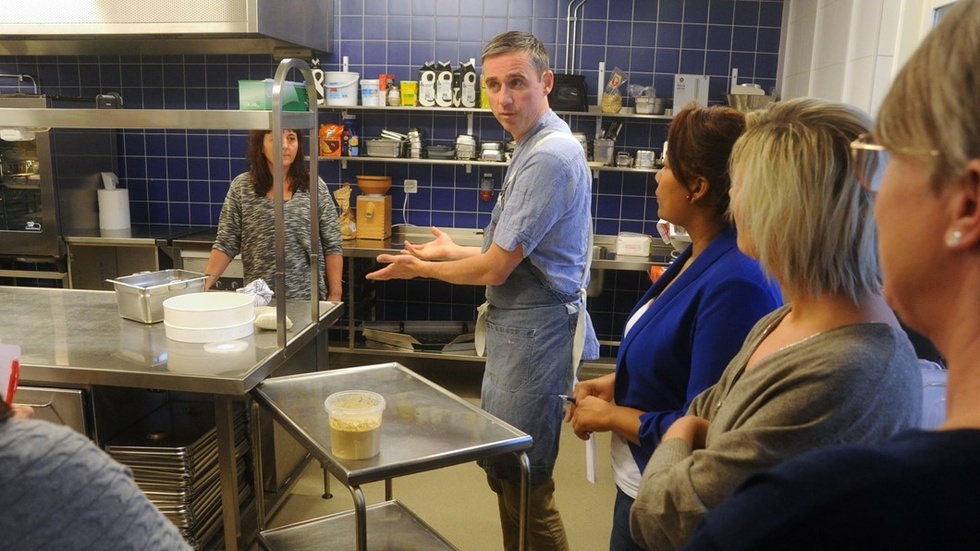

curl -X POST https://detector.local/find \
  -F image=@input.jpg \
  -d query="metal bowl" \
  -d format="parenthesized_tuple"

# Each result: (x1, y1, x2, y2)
(725, 94, 776, 112)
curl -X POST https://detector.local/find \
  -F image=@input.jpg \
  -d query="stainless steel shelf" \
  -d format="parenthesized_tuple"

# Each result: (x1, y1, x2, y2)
(0, 107, 315, 130)
(322, 155, 661, 174)
(318, 104, 675, 122)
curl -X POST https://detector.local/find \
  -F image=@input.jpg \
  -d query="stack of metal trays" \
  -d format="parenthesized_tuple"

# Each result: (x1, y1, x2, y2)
(104, 401, 251, 551)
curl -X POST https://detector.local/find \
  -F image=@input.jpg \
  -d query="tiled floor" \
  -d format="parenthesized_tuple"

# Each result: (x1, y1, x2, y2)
(264, 362, 617, 550)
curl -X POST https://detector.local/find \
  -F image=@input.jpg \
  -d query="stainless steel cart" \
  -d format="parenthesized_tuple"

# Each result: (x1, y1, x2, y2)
(251, 362, 533, 551)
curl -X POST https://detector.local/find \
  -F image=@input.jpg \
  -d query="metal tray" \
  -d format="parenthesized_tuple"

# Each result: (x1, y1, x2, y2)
(107, 269, 206, 324)
(364, 137, 406, 158)
(361, 320, 476, 353)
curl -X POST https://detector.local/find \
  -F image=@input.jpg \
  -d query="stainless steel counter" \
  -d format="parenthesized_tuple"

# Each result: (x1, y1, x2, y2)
(3, 285, 343, 551)
(4, 286, 342, 395)
(166, 225, 670, 271)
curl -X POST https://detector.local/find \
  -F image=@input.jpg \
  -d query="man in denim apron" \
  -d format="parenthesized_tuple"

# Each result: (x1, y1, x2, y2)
(367, 31, 598, 550)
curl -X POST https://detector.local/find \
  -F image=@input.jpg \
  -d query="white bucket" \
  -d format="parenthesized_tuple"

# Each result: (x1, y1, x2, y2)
(325, 71, 359, 106)
(360, 79, 381, 106)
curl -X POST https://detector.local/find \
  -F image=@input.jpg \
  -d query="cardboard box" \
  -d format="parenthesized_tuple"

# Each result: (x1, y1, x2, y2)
(672, 74, 710, 109)
(238, 79, 309, 111)
(615, 232, 654, 257)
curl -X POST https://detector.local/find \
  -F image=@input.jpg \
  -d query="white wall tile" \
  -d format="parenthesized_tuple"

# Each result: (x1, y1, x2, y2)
(843, 54, 875, 110)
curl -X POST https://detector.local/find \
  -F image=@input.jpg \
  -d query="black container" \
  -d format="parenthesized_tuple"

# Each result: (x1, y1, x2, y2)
(548, 74, 588, 112)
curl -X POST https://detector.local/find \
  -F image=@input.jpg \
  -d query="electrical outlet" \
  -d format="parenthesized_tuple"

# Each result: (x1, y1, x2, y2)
(404, 179, 418, 194)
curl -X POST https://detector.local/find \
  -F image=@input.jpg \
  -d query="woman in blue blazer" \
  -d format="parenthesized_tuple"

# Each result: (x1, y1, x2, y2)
(566, 106, 782, 551)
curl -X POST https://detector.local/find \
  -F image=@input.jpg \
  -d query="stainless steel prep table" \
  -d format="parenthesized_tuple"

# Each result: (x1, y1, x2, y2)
(1, 286, 343, 550)
(252, 362, 533, 551)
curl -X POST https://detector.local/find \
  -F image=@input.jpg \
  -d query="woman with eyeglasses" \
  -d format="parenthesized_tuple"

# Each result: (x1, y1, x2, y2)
(677, 3, 980, 550)
(628, 97, 924, 551)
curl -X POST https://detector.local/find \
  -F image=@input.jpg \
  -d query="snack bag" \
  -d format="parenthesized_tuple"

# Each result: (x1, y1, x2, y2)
(601, 67, 629, 114)
(319, 123, 344, 157)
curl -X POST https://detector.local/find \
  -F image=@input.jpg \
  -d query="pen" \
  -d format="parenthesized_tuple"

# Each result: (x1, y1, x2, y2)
(558, 394, 576, 404)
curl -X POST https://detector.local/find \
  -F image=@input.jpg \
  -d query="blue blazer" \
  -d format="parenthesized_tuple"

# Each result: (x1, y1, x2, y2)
(614, 227, 782, 472)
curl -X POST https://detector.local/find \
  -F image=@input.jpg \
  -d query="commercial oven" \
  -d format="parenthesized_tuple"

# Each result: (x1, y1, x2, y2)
(0, 94, 116, 281)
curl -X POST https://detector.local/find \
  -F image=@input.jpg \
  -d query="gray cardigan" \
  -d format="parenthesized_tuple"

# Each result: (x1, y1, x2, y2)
(630, 305, 923, 551)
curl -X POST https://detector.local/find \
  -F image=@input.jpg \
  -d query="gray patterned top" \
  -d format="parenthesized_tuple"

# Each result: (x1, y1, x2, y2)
(213, 173, 343, 300)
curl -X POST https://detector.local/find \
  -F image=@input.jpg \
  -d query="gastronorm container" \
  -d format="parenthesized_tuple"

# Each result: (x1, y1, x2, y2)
(107, 270, 207, 324)
(364, 138, 405, 158)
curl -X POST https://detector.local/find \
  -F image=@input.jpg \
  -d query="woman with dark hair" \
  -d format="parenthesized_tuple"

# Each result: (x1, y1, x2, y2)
(565, 105, 782, 551)
(206, 129, 343, 300)
(0, 400, 191, 550)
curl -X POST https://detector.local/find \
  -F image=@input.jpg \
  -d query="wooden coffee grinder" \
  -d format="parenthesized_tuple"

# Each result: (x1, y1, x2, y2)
(355, 175, 392, 239)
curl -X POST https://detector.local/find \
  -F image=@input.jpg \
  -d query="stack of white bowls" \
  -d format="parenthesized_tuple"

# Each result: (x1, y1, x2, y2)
(163, 292, 256, 343)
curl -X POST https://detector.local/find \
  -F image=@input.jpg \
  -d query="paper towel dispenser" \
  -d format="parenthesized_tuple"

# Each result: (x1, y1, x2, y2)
(0, 0, 333, 57)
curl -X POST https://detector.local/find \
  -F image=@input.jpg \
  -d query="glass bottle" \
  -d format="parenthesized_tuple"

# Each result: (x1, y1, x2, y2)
(341, 115, 359, 157)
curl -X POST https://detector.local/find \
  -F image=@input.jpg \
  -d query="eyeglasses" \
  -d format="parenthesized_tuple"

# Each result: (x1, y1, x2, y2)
(850, 133, 940, 193)
(850, 134, 891, 193)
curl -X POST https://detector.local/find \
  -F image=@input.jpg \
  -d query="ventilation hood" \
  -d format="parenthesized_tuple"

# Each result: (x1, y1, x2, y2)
(0, 0, 332, 57)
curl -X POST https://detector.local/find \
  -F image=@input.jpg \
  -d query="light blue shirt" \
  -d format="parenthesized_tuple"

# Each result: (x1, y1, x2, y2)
(490, 110, 593, 298)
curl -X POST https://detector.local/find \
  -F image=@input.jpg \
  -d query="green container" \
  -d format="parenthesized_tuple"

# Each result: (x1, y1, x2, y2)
(238, 79, 309, 111)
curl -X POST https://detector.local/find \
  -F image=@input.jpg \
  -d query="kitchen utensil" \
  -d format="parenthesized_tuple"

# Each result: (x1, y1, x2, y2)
(425, 145, 454, 159)
(593, 138, 614, 165)
(480, 142, 503, 162)
(364, 139, 405, 158)
(163, 291, 255, 329)
(635, 150, 656, 168)
(616, 151, 633, 167)
(164, 318, 255, 343)
(601, 120, 623, 140)
(108, 269, 207, 324)
(455, 134, 477, 160)
(356, 175, 392, 195)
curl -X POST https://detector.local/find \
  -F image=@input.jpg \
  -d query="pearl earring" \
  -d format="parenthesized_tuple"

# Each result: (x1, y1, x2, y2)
(946, 230, 964, 247)
(686, 194, 691, 201)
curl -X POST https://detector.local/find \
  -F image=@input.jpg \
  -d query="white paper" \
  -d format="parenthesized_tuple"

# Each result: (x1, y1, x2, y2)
(98, 188, 131, 230)
(0, 344, 21, 403)
(586, 432, 598, 483)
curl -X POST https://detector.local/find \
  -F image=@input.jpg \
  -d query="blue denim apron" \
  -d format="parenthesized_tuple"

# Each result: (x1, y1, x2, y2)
(477, 190, 584, 485)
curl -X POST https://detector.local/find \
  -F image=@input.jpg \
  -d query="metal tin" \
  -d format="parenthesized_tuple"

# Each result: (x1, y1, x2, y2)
(107, 269, 207, 324)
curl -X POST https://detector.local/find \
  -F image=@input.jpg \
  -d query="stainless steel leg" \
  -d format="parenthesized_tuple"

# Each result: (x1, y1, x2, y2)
(348, 485, 368, 551)
(321, 462, 333, 499)
(516, 451, 530, 551)
(215, 396, 244, 551)
(251, 400, 267, 529)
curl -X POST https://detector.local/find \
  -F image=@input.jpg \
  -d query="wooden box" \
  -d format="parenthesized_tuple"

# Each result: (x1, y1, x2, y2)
(355, 195, 392, 239)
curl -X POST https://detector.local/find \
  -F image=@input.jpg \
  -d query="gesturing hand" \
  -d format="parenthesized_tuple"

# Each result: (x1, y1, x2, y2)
(365, 254, 422, 281)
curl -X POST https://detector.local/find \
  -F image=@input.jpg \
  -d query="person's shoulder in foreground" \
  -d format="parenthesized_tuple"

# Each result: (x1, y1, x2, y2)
(0, 417, 191, 550)
(681, 429, 980, 551)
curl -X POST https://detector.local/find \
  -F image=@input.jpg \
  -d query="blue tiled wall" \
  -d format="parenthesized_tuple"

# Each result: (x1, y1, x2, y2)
(0, 0, 783, 344)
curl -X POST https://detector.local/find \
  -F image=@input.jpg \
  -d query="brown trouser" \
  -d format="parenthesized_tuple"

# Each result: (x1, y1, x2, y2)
(487, 475, 570, 551)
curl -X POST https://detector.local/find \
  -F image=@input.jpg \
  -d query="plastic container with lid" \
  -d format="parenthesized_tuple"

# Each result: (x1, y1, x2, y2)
(324, 390, 386, 459)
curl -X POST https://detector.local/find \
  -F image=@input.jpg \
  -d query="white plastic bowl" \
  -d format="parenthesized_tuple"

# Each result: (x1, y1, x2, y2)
(164, 317, 256, 343)
(163, 291, 255, 329)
